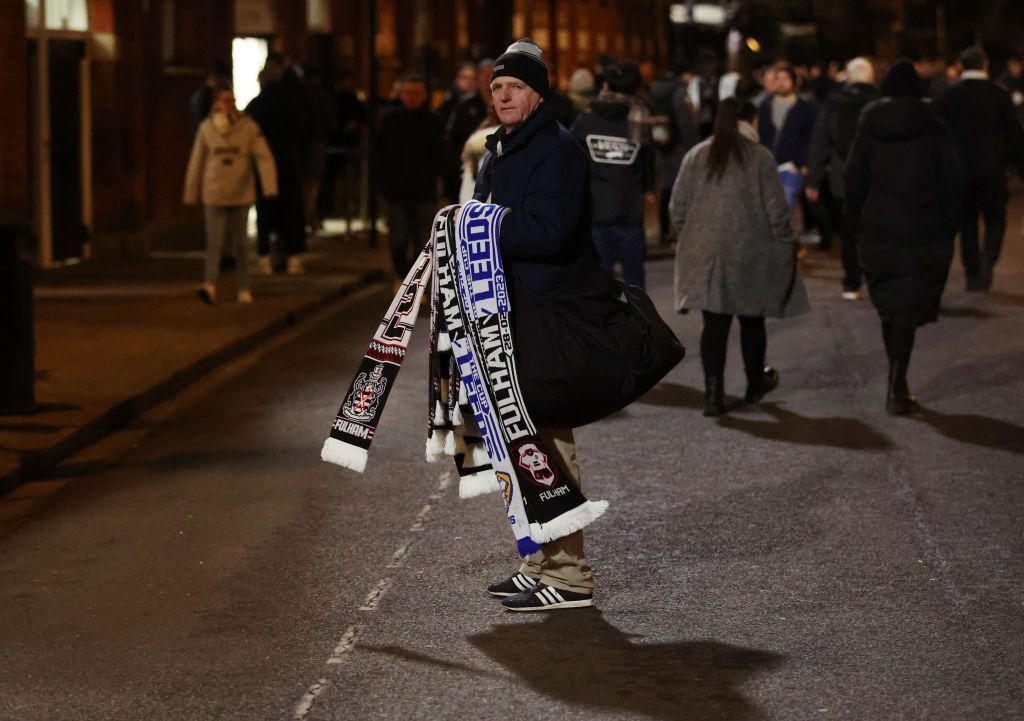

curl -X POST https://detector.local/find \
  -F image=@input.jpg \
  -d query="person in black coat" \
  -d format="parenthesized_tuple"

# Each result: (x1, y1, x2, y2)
(570, 61, 653, 288)
(935, 47, 1024, 291)
(757, 66, 818, 170)
(844, 60, 964, 415)
(806, 58, 880, 298)
(375, 75, 446, 278)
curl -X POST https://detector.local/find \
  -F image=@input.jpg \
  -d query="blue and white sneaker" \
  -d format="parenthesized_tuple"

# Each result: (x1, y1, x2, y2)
(487, 572, 539, 597)
(501, 582, 594, 611)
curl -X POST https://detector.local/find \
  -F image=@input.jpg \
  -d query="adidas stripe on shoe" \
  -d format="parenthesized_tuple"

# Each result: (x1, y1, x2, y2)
(487, 572, 539, 597)
(501, 582, 594, 611)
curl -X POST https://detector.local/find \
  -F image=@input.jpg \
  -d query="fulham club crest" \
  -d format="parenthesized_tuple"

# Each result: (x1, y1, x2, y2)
(342, 364, 388, 423)
(516, 442, 556, 487)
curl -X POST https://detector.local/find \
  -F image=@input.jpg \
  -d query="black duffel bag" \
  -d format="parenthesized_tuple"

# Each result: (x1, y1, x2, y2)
(513, 262, 685, 429)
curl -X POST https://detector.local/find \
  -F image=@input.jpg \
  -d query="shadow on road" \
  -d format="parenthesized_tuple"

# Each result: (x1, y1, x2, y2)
(638, 381, 704, 409)
(913, 407, 1024, 454)
(718, 402, 894, 450)
(938, 306, 996, 319)
(467, 611, 783, 721)
(985, 290, 1024, 307)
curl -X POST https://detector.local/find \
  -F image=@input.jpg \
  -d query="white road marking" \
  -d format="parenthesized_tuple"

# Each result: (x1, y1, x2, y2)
(292, 470, 453, 719)
(326, 624, 362, 665)
(358, 577, 393, 611)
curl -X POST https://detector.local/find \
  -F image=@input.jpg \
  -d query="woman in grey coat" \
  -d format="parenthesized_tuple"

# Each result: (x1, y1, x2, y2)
(670, 98, 809, 416)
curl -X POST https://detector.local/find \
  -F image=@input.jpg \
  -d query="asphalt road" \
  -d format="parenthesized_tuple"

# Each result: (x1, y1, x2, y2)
(1, 225, 1022, 720)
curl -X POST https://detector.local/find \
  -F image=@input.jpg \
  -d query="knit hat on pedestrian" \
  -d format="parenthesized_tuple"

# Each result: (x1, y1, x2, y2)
(492, 38, 550, 97)
(880, 59, 921, 98)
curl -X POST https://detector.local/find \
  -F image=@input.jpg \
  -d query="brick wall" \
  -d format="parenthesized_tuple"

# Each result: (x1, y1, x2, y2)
(0, 0, 29, 219)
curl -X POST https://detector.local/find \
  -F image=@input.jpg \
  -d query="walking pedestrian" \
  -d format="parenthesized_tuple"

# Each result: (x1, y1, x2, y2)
(670, 98, 809, 417)
(805, 57, 879, 300)
(375, 74, 446, 279)
(650, 63, 700, 245)
(438, 62, 479, 200)
(246, 54, 311, 276)
(844, 60, 964, 415)
(757, 65, 817, 207)
(571, 61, 654, 288)
(445, 59, 493, 200)
(183, 87, 278, 305)
(935, 47, 1024, 291)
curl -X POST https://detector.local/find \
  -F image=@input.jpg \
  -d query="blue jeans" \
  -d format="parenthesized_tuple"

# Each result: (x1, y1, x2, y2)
(592, 224, 646, 289)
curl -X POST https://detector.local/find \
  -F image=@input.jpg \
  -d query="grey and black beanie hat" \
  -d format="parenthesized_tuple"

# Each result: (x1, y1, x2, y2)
(492, 38, 549, 97)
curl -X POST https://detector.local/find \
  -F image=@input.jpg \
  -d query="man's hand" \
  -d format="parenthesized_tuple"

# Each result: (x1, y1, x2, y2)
(804, 187, 820, 203)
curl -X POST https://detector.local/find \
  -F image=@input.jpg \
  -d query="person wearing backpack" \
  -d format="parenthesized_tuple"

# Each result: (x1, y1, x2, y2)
(571, 61, 654, 288)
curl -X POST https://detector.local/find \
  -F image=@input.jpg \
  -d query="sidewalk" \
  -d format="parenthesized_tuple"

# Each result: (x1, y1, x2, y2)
(0, 232, 390, 494)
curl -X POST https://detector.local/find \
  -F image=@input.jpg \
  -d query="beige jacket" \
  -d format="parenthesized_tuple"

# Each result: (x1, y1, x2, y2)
(183, 114, 278, 206)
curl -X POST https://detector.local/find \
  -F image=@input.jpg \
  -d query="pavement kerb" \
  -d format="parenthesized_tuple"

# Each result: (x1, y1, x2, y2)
(0, 268, 389, 497)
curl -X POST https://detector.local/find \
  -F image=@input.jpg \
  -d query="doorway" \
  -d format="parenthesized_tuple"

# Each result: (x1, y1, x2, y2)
(27, 34, 92, 267)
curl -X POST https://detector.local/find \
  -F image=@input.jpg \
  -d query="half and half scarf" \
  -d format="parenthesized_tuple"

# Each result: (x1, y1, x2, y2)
(322, 202, 607, 556)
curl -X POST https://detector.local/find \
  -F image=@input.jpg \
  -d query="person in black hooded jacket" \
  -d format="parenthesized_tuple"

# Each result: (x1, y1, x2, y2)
(806, 57, 879, 299)
(571, 61, 654, 288)
(844, 60, 963, 415)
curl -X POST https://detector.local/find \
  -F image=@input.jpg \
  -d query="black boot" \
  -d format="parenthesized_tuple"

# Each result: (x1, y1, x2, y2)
(886, 358, 917, 415)
(745, 366, 779, 403)
(704, 376, 725, 417)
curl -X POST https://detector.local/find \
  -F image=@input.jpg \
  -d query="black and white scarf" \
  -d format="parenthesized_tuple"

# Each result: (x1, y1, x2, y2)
(322, 202, 607, 556)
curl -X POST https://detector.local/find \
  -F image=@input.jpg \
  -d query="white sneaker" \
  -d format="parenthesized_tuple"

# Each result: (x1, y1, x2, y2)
(257, 256, 274, 275)
(237, 289, 253, 304)
(286, 256, 305, 275)
(841, 290, 861, 301)
(197, 283, 216, 304)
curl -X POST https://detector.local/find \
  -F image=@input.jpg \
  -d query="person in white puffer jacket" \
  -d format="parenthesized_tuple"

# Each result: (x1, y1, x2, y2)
(183, 86, 278, 304)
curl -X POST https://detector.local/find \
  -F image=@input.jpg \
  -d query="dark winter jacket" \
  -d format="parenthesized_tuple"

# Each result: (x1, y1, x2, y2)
(375, 105, 446, 202)
(473, 102, 683, 428)
(474, 102, 599, 297)
(758, 94, 818, 167)
(650, 77, 700, 188)
(806, 82, 879, 198)
(934, 75, 1024, 180)
(844, 98, 964, 326)
(570, 99, 654, 227)
(245, 76, 310, 182)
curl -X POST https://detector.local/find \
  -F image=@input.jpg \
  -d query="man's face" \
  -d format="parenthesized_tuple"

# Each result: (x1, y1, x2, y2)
(775, 71, 794, 96)
(399, 81, 427, 110)
(1008, 59, 1022, 78)
(456, 66, 477, 93)
(762, 68, 777, 94)
(491, 75, 543, 130)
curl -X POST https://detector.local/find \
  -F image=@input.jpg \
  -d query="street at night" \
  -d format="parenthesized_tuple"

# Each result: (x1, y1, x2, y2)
(1, 193, 1022, 719)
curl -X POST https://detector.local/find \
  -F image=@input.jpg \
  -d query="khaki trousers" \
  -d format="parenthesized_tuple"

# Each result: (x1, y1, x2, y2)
(518, 427, 594, 594)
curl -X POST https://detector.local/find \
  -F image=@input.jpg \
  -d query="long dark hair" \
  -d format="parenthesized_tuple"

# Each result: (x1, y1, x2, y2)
(704, 97, 757, 182)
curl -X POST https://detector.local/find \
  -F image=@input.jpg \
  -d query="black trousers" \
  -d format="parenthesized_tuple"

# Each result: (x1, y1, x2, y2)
(835, 196, 862, 292)
(256, 170, 307, 259)
(881, 320, 916, 363)
(960, 176, 1007, 278)
(700, 311, 766, 378)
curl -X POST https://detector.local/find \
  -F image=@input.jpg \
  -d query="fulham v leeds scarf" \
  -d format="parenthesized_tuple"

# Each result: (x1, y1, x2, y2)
(322, 201, 607, 556)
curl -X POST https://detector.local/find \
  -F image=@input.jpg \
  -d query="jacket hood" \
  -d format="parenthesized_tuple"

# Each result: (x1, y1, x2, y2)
(485, 102, 554, 156)
(860, 97, 938, 142)
(589, 99, 630, 121)
(837, 82, 878, 103)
